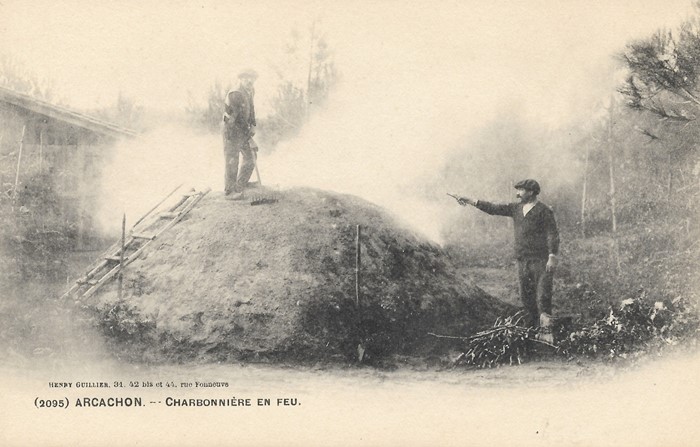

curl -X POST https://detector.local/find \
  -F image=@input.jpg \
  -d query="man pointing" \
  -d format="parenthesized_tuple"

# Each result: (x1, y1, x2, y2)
(456, 179, 560, 331)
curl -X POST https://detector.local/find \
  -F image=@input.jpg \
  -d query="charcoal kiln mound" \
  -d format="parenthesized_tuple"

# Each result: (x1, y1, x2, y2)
(90, 187, 512, 363)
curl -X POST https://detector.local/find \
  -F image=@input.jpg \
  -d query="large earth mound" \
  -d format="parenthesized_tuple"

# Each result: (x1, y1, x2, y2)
(89, 187, 512, 363)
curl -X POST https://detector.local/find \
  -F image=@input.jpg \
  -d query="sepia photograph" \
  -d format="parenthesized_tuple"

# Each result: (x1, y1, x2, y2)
(1, 1, 699, 445)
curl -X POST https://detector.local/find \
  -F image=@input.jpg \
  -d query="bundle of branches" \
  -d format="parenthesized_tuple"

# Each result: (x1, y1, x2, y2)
(557, 292, 699, 361)
(431, 312, 554, 368)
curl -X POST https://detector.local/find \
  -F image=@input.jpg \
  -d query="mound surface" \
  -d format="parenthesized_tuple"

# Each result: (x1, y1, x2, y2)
(91, 187, 511, 363)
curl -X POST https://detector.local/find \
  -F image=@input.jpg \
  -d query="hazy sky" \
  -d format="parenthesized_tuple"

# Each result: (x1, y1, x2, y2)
(1, 0, 695, 118)
(3, 0, 697, 240)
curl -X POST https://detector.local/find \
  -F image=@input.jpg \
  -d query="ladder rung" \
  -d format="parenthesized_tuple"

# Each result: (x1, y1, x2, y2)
(62, 188, 210, 302)
(77, 279, 99, 286)
(131, 233, 155, 240)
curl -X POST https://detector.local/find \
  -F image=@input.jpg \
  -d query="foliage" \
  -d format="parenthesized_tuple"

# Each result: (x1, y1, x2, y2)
(185, 20, 339, 152)
(621, 22, 700, 122)
(255, 81, 306, 149)
(441, 292, 698, 369)
(98, 301, 155, 344)
(0, 53, 55, 101)
(88, 91, 144, 131)
(185, 81, 231, 133)
(0, 168, 80, 283)
(558, 292, 699, 360)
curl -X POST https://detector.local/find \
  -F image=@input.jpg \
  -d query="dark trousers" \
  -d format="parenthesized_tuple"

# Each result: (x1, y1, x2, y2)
(223, 135, 255, 194)
(517, 258, 553, 327)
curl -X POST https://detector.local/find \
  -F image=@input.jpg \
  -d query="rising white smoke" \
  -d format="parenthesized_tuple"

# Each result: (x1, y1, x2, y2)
(96, 127, 223, 234)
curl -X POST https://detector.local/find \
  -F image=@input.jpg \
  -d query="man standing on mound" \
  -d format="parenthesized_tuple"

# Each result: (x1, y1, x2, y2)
(454, 179, 560, 333)
(222, 69, 258, 200)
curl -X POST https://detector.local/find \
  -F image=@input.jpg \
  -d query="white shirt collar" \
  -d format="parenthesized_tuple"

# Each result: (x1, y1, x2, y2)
(523, 200, 538, 216)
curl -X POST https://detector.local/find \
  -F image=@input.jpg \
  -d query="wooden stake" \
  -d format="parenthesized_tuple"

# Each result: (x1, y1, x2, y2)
(39, 128, 44, 172)
(581, 142, 590, 238)
(355, 224, 361, 308)
(355, 224, 364, 363)
(118, 213, 125, 300)
(667, 150, 673, 201)
(12, 124, 26, 199)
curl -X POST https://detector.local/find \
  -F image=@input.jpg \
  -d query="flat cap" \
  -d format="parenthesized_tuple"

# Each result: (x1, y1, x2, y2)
(238, 69, 258, 80)
(514, 179, 541, 194)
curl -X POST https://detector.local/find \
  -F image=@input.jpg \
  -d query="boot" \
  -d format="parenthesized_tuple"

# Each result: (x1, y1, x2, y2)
(537, 313, 554, 344)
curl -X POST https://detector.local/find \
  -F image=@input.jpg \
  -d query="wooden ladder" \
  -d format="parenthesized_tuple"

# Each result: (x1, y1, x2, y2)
(60, 186, 211, 301)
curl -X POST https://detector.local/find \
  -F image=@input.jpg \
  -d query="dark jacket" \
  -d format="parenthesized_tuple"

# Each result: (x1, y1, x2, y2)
(475, 200, 559, 260)
(223, 88, 256, 140)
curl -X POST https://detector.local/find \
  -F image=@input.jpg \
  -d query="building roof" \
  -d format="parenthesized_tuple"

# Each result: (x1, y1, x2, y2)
(0, 85, 138, 139)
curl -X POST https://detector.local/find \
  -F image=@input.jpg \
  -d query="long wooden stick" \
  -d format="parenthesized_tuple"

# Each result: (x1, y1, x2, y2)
(254, 152, 262, 185)
(428, 328, 557, 348)
(355, 224, 361, 308)
(12, 125, 26, 199)
(39, 129, 44, 172)
(581, 142, 590, 237)
(118, 213, 125, 300)
(132, 183, 183, 229)
(355, 224, 365, 363)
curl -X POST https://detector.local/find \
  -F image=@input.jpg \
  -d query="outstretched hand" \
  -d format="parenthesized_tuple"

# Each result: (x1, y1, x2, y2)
(448, 193, 472, 206)
(451, 195, 474, 206)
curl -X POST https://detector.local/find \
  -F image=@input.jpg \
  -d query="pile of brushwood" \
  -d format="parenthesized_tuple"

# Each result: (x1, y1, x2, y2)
(438, 292, 699, 369)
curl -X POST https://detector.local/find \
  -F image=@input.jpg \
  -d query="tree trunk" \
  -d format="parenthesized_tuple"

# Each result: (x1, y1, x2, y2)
(607, 99, 621, 275)
(306, 21, 317, 121)
(12, 124, 26, 200)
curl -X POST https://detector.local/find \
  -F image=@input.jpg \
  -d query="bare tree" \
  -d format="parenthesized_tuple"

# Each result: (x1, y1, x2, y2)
(0, 53, 55, 101)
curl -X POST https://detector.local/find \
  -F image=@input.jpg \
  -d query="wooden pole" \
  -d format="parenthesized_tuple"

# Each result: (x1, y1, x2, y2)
(355, 224, 361, 308)
(39, 128, 44, 172)
(132, 183, 183, 229)
(608, 108, 617, 234)
(667, 150, 673, 201)
(581, 143, 590, 238)
(12, 124, 26, 199)
(607, 98, 621, 275)
(118, 213, 126, 300)
(306, 20, 316, 121)
(355, 224, 365, 362)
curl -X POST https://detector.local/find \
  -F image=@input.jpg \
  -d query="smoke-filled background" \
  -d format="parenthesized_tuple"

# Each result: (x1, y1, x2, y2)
(2, 0, 696, 241)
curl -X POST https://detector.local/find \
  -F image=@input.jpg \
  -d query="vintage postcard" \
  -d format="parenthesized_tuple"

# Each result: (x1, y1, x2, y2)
(1, 1, 699, 446)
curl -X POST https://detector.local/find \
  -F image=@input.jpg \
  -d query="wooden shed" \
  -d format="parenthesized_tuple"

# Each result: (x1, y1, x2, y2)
(0, 86, 137, 249)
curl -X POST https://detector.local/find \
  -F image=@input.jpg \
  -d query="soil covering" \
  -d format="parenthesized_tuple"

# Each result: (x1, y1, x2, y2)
(89, 187, 512, 363)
